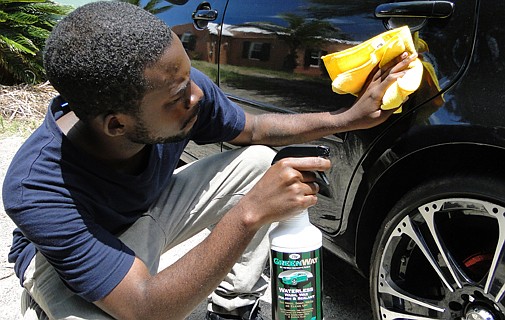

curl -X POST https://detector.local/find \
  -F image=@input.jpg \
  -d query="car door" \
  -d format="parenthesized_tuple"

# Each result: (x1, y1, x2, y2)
(162, 0, 476, 234)
(159, 0, 232, 162)
(214, 0, 476, 237)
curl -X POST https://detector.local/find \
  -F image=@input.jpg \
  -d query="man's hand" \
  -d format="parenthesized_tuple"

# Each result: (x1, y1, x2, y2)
(343, 52, 418, 130)
(229, 52, 419, 147)
(237, 156, 331, 230)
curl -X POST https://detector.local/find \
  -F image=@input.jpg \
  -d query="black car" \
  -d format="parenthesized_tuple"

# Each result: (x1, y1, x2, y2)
(160, 1, 505, 319)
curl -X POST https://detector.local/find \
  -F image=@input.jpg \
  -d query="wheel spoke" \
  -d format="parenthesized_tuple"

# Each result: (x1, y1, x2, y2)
(481, 201, 505, 303)
(376, 190, 505, 320)
(388, 214, 455, 292)
(419, 200, 463, 289)
(378, 266, 445, 313)
(379, 306, 443, 320)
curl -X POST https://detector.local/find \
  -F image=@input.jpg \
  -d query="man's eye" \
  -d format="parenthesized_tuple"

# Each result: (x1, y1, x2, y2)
(164, 97, 182, 108)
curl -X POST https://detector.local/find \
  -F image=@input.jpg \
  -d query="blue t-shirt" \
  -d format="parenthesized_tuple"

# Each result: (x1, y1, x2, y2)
(3, 68, 245, 302)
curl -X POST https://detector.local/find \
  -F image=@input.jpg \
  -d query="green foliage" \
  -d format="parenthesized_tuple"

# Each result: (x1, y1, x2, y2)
(118, 0, 173, 15)
(0, 0, 72, 85)
(242, 13, 341, 71)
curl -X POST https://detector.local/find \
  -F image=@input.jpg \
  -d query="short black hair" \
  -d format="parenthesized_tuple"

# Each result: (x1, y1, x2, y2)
(43, 1, 173, 121)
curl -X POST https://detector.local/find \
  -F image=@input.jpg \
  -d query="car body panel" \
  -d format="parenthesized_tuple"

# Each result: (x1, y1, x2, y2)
(161, 0, 505, 274)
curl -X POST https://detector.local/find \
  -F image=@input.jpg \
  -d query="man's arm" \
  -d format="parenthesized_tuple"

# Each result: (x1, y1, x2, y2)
(95, 156, 330, 320)
(96, 204, 259, 320)
(229, 53, 417, 146)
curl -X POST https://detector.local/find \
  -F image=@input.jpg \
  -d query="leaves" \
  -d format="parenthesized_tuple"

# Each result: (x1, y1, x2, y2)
(240, 13, 341, 71)
(0, 0, 72, 85)
(0, 34, 37, 55)
(118, 0, 173, 15)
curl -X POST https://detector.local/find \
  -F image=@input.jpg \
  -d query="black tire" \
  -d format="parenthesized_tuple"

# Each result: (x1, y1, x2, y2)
(370, 175, 505, 320)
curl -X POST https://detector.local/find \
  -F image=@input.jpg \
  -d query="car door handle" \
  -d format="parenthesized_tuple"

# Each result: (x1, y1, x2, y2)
(192, 1, 218, 30)
(375, 1, 454, 19)
(192, 9, 218, 21)
(192, 2, 218, 22)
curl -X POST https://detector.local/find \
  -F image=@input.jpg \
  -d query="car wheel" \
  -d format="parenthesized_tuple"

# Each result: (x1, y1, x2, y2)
(370, 175, 505, 320)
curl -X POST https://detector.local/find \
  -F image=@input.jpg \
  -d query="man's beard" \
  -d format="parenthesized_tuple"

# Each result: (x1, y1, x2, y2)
(127, 117, 191, 145)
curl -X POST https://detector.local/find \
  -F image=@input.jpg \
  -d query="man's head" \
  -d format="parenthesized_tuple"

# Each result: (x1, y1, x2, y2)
(44, 1, 173, 122)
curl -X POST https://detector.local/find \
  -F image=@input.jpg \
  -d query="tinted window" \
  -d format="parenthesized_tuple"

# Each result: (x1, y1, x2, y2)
(217, 0, 477, 234)
(158, 0, 229, 83)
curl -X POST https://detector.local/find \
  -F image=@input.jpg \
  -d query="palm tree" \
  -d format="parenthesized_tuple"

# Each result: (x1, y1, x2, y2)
(0, 0, 72, 85)
(276, 13, 339, 71)
(242, 13, 341, 71)
(118, 0, 173, 15)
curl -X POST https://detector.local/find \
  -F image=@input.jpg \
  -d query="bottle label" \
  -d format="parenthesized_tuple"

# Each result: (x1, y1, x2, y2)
(270, 247, 323, 320)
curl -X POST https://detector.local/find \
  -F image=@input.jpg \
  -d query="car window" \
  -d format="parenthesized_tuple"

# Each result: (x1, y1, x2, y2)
(163, 0, 478, 234)
(159, 0, 228, 83)
(217, 0, 477, 234)
(217, 0, 476, 118)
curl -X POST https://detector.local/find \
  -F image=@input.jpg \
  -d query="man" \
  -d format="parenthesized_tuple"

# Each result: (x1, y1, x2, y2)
(3, 2, 416, 319)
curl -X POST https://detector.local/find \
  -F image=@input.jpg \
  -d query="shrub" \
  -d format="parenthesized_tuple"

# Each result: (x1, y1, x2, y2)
(0, 0, 72, 85)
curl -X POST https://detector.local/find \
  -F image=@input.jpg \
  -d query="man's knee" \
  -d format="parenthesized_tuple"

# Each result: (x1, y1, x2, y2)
(237, 145, 276, 175)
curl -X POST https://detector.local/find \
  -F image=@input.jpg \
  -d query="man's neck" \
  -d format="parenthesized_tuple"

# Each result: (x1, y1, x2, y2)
(56, 111, 149, 175)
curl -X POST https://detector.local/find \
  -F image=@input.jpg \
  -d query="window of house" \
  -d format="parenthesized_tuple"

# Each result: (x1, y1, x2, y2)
(242, 41, 271, 61)
(180, 32, 196, 51)
(305, 49, 327, 68)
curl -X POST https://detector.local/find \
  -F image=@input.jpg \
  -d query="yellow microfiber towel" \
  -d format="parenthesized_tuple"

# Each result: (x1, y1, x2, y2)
(322, 26, 423, 113)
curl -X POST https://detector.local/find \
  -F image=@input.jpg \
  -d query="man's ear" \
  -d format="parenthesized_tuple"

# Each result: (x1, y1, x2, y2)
(102, 114, 127, 137)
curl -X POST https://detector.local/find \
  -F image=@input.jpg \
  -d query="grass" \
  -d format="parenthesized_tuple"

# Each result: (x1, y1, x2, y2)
(191, 59, 327, 84)
(0, 116, 42, 138)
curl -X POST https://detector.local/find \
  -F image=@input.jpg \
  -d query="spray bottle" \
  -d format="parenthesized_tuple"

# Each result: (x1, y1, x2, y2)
(269, 145, 330, 320)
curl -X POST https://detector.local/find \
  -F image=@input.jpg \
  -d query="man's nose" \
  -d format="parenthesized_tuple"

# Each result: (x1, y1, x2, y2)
(188, 81, 203, 109)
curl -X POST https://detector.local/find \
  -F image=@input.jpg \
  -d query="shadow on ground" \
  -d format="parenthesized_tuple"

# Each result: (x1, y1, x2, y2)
(188, 249, 373, 320)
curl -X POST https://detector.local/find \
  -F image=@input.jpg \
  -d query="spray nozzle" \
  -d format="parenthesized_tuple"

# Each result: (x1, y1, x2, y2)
(271, 145, 331, 197)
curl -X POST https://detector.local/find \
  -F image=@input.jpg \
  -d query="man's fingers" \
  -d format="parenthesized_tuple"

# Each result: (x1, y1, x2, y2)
(301, 171, 318, 183)
(307, 182, 319, 195)
(381, 52, 409, 73)
(277, 157, 331, 173)
(389, 52, 418, 74)
(368, 52, 417, 96)
(375, 52, 418, 82)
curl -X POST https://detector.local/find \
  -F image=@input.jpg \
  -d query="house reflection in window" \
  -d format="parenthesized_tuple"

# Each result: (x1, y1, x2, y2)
(242, 41, 271, 61)
(304, 49, 327, 68)
(180, 32, 196, 51)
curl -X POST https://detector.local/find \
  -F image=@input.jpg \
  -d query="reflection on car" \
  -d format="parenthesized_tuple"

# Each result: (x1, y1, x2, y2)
(162, 1, 505, 319)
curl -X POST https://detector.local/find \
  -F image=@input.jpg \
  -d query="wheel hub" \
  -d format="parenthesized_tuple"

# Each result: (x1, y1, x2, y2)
(466, 306, 495, 320)
(458, 290, 504, 320)
(443, 286, 505, 320)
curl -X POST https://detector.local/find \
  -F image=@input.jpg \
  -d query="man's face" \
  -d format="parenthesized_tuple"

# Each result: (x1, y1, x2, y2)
(126, 33, 203, 145)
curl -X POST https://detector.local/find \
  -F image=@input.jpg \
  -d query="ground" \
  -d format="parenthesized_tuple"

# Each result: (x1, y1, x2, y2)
(0, 136, 27, 320)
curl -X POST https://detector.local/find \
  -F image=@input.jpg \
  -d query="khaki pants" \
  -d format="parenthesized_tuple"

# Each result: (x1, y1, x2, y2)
(21, 145, 276, 319)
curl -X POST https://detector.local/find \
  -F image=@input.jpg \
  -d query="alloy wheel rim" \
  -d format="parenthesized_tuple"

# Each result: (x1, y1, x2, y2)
(377, 198, 505, 320)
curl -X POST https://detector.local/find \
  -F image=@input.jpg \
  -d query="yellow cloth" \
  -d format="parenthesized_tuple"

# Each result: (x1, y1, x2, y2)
(322, 26, 423, 113)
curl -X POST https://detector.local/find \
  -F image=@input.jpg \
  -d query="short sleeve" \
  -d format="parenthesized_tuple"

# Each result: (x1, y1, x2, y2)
(189, 68, 246, 144)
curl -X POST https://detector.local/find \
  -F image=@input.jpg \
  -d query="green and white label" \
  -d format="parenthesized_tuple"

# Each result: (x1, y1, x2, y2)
(270, 248, 323, 320)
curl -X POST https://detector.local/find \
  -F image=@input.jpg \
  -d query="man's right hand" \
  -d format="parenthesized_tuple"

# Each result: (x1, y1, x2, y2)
(236, 156, 331, 230)
(95, 155, 330, 320)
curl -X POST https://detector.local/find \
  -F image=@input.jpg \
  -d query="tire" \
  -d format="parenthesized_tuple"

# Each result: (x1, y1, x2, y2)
(370, 175, 505, 320)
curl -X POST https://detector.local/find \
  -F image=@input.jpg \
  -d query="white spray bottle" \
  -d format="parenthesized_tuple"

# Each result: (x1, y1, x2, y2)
(269, 145, 330, 320)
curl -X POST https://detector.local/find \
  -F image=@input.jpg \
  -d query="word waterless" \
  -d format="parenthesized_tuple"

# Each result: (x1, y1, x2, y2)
(270, 210, 323, 320)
